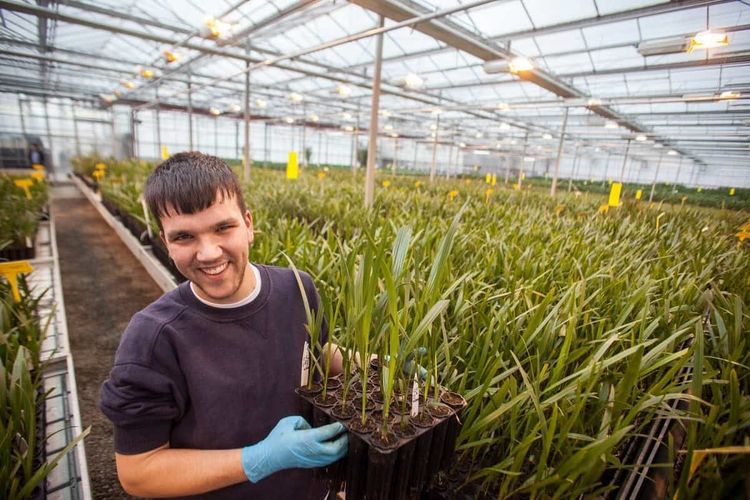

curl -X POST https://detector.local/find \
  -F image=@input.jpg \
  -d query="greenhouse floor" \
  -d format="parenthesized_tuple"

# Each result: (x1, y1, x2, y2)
(52, 182, 163, 498)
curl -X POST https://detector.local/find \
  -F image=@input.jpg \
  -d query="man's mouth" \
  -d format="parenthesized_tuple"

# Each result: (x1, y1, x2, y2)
(199, 262, 229, 276)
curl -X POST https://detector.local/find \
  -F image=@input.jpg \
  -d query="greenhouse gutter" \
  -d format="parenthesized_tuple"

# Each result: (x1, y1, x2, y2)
(29, 217, 92, 499)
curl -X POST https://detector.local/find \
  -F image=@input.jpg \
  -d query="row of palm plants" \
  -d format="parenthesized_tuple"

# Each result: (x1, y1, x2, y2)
(76, 154, 749, 497)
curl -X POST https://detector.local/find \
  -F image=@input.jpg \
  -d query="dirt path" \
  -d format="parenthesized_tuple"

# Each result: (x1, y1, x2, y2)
(52, 183, 164, 499)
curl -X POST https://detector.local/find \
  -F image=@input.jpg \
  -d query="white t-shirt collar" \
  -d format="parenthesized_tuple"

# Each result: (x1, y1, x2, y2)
(189, 263, 261, 309)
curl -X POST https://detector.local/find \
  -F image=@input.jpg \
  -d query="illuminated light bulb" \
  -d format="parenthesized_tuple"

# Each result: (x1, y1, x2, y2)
(719, 91, 740, 100)
(497, 102, 510, 111)
(543, 133, 553, 140)
(499, 123, 510, 131)
(524, 156, 535, 162)
(309, 113, 319, 122)
(209, 107, 222, 116)
(495, 142, 502, 148)
(459, 142, 466, 148)
(341, 112, 353, 121)
(384, 124, 393, 131)
(140, 68, 155, 79)
(431, 132, 437, 138)
(343, 125, 354, 132)
(201, 17, 233, 40)
(509, 56, 534, 73)
(228, 104, 242, 113)
(381, 110, 392, 118)
(430, 124, 438, 131)
(289, 92, 304, 103)
(120, 79, 135, 89)
(635, 134, 647, 141)
(284, 117, 295, 124)
(431, 108, 442, 116)
(99, 93, 116, 103)
(587, 98, 602, 106)
(475, 132, 483, 138)
(163, 50, 179, 63)
(667, 150, 678, 155)
(255, 98, 267, 108)
(335, 84, 352, 97)
(390, 133, 399, 138)
(688, 30, 729, 52)
(403, 73, 423, 89)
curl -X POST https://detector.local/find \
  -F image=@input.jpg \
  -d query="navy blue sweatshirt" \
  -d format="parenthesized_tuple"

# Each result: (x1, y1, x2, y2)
(100, 264, 327, 499)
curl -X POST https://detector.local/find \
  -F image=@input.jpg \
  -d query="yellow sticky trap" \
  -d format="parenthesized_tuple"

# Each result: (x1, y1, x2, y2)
(729, 188, 735, 196)
(382, 180, 391, 188)
(92, 170, 104, 181)
(14, 178, 33, 199)
(697, 187, 702, 192)
(608, 182, 622, 207)
(31, 171, 45, 182)
(286, 151, 298, 180)
(521, 173, 526, 180)
(484, 188, 493, 201)
(317, 171, 326, 180)
(485, 173, 491, 184)
(161, 145, 170, 160)
(95, 162, 106, 171)
(0, 261, 34, 302)
(598, 204, 609, 214)
(635, 189, 642, 201)
(491, 174, 497, 186)
(448, 190, 458, 201)
(736, 231, 750, 242)
(414, 180, 422, 188)
(31, 164, 44, 171)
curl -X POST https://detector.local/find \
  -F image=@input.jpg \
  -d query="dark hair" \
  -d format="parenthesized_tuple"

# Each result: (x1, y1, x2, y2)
(144, 152, 247, 229)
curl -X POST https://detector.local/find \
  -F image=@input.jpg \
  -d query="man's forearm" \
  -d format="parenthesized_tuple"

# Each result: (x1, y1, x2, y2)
(116, 445, 246, 497)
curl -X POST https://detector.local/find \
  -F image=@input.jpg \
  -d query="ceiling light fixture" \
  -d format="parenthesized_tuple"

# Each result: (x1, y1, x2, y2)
(637, 36, 690, 56)
(497, 102, 510, 111)
(719, 90, 740, 100)
(335, 84, 352, 98)
(509, 57, 534, 73)
(668, 150, 678, 155)
(635, 134, 647, 141)
(285, 117, 295, 124)
(209, 107, 222, 116)
(120, 79, 135, 89)
(309, 113, 319, 122)
(587, 98, 602, 106)
(255, 98, 267, 109)
(228, 104, 241, 113)
(688, 30, 729, 52)
(163, 50, 179, 63)
(289, 92, 304, 103)
(543, 133, 553, 140)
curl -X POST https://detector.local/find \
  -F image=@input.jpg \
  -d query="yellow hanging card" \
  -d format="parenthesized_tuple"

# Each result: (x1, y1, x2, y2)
(0, 261, 34, 302)
(95, 162, 106, 171)
(14, 178, 33, 199)
(491, 174, 497, 186)
(485, 173, 491, 184)
(92, 170, 104, 181)
(729, 188, 735, 196)
(608, 182, 622, 207)
(286, 151, 299, 180)
(31, 171, 45, 182)
(31, 164, 44, 171)
(635, 189, 642, 200)
(161, 145, 170, 160)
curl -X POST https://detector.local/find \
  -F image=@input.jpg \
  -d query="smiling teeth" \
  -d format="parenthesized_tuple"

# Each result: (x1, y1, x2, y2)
(202, 263, 228, 275)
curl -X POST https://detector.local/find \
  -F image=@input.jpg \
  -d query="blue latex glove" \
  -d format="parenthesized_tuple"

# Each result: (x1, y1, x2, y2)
(241, 416, 348, 483)
(384, 347, 428, 381)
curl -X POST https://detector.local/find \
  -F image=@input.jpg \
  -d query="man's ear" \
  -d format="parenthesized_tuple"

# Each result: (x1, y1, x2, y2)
(244, 210, 254, 246)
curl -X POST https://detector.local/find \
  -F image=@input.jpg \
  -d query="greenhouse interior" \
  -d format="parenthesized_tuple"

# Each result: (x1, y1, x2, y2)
(1, 0, 749, 498)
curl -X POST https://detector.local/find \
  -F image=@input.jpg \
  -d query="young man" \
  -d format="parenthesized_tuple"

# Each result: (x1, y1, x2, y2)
(100, 152, 347, 499)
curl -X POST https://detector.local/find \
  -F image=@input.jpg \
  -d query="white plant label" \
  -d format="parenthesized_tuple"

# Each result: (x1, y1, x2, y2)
(410, 373, 420, 417)
(300, 341, 310, 387)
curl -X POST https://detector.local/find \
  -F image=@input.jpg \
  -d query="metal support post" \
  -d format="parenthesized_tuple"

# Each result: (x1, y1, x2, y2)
(110, 108, 117, 159)
(619, 139, 631, 183)
(550, 106, 568, 197)
(187, 72, 194, 150)
(71, 101, 81, 156)
(42, 97, 55, 175)
(364, 15, 385, 209)
(429, 113, 440, 182)
(602, 151, 611, 185)
(649, 154, 663, 203)
(672, 157, 683, 188)
(155, 85, 162, 159)
(243, 43, 252, 181)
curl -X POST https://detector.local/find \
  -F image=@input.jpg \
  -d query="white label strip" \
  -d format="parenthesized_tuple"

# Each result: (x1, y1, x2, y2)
(300, 341, 310, 387)
(410, 373, 419, 417)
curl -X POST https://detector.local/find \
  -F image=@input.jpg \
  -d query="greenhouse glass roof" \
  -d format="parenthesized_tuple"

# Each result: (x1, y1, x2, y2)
(1, 0, 748, 177)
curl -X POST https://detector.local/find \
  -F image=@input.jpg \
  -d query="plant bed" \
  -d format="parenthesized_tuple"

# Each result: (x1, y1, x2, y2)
(297, 383, 467, 500)
(0, 243, 35, 262)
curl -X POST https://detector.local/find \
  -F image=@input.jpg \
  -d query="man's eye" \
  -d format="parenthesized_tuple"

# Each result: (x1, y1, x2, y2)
(174, 234, 192, 241)
(218, 225, 233, 232)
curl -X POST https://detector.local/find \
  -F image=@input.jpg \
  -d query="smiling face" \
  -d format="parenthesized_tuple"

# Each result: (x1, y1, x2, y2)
(160, 192, 254, 304)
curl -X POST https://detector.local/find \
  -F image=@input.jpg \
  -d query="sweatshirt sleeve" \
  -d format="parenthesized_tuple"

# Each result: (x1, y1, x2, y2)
(99, 314, 187, 455)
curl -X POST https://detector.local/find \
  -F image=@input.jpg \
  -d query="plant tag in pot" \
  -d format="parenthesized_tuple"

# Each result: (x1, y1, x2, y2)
(410, 373, 419, 418)
(300, 341, 310, 387)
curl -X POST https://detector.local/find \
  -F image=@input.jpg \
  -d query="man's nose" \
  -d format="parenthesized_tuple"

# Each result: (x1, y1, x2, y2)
(196, 237, 222, 262)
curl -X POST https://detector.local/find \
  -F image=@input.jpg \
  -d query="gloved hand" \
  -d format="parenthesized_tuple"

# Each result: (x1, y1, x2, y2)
(241, 416, 348, 483)
(383, 347, 428, 381)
